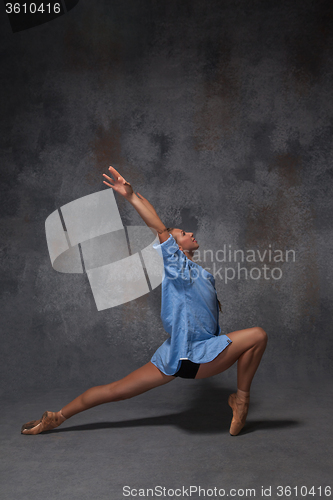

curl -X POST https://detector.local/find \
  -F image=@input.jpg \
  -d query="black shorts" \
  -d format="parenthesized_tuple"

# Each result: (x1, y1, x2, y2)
(173, 359, 200, 379)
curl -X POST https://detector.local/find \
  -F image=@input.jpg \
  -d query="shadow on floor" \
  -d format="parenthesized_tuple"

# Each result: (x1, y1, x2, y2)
(45, 384, 300, 436)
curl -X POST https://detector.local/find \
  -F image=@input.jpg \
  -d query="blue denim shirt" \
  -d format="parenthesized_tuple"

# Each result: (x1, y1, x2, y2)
(151, 234, 232, 376)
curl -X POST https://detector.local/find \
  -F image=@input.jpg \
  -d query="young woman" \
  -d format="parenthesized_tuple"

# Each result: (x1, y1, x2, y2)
(21, 167, 267, 437)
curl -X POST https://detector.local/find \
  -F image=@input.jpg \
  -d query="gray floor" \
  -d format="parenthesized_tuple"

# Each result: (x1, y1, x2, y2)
(1, 377, 332, 500)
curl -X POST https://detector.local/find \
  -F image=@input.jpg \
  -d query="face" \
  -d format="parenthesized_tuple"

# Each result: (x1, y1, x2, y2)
(171, 228, 199, 253)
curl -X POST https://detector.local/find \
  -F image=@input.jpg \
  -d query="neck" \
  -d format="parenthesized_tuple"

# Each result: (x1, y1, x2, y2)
(183, 250, 194, 261)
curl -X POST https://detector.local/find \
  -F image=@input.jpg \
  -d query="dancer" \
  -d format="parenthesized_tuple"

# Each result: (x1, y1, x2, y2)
(21, 166, 267, 436)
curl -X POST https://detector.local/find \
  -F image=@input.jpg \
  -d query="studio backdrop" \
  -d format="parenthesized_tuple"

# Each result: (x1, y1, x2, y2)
(1, 0, 332, 397)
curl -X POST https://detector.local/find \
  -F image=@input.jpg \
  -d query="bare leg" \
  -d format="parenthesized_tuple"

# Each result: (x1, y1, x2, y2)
(195, 326, 267, 386)
(61, 362, 174, 418)
(21, 362, 175, 434)
(195, 326, 267, 435)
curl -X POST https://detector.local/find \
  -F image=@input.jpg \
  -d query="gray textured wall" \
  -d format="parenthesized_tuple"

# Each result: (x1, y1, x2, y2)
(1, 0, 332, 397)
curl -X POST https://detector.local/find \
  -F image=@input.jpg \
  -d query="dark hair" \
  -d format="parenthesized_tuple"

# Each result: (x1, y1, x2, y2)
(166, 227, 176, 242)
(167, 227, 223, 313)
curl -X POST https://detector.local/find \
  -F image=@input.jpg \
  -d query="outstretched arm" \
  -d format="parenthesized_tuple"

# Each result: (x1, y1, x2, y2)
(136, 192, 159, 217)
(103, 166, 170, 243)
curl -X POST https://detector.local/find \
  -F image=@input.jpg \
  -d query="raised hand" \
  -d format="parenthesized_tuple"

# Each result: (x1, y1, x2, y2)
(103, 166, 134, 199)
(102, 167, 168, 242)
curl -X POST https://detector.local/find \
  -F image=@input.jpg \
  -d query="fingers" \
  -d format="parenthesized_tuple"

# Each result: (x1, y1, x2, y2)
(102, 174, 115, 188)
(108, 166, 122, 180)
(103, 173, 115, 184)
(103, 167, 130, 191)
(103, 180, 115, 189)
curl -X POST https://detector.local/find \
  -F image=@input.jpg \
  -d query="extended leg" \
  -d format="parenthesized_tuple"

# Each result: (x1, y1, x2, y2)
(61, 362, 174, 418)
(21, 362, 175, 435)
(195, 327, 267, 435)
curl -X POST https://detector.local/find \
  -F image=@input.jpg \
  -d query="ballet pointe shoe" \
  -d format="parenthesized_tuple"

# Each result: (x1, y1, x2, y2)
(228, 393, 249, 436)
(21, 411, 66, 435)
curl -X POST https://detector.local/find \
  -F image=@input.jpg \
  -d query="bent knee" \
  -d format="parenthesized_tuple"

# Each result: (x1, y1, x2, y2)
(253, 326, 268, 345)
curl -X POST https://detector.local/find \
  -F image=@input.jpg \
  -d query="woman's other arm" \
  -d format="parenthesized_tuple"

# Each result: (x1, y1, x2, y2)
(103, 166, 170, 244)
